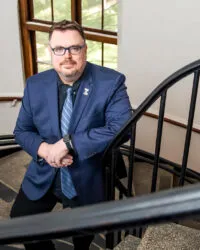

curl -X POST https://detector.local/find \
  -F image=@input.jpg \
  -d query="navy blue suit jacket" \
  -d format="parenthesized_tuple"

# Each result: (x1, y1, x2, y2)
(14, 62, 132, 205)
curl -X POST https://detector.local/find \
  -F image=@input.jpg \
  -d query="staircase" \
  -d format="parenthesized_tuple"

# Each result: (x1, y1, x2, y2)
(1, 151, 200, 249)
(114, 223, 200, 250)
(0, 150, 106, 250)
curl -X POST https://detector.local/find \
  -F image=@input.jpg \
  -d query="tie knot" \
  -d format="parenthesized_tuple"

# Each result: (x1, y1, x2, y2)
(67, 87, 72, 95)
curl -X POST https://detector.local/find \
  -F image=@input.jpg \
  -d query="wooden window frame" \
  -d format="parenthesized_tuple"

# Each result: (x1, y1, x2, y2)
(18, 0, 118, 79)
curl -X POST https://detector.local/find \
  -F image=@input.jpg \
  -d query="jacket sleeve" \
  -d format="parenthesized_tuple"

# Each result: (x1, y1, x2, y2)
(71, 75, 132, 161)
(14, 79, 44, 161)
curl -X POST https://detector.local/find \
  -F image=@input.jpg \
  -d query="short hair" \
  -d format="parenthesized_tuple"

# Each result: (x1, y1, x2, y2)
(49, 20, 85, 41)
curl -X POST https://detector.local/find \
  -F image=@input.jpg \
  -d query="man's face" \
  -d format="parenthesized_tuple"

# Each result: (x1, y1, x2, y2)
(49, 29, 87, 84)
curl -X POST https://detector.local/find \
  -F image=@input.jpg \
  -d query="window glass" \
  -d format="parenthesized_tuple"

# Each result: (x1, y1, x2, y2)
(54, 0, 71, 21)
(38, 63, 52, 72)
(82, 0, 102, 29)
(104, 43, 117, 70)
(33, 0, 52, 21)
(82, 0, 118, 32)
(104, 0, 118, 32)
(87, 40, 118, 69)
(36, 31, 51, 72)
(86, 40, 102, 66)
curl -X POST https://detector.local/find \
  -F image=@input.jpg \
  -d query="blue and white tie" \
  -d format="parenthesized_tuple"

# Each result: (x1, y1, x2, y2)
(61, 87, 77, 199)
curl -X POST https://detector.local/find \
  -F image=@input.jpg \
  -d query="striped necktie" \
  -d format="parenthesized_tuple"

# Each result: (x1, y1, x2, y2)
(60, 87, 77, 199)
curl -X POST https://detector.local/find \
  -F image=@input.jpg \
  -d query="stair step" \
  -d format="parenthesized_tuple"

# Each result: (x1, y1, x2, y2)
(0, 200, 105, 250)
(114, 235, 141, 250)
(179, 219, 200, 231)
(0, 151, 31, 193)
(132, 162, 173, 196)
(0, 199, 14, 219)
(137, 223, 200, 250)
(0, 146, 21, 159)
(0, 182, 16, 203)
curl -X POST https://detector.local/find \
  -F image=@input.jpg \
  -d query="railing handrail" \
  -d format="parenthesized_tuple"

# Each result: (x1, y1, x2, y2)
(1, 183, 200, 245)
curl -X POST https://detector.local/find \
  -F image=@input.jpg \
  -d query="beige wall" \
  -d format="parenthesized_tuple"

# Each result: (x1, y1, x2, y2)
(118, 0, 200, 172)
(0, 1, 24, 134)
(136, 116, 200, 173)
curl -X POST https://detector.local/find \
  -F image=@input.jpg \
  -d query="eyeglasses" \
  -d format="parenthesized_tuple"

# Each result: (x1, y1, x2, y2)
(50, 44, 85, 56)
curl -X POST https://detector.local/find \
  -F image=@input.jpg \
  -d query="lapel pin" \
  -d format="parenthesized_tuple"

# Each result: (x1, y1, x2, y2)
(83, 88, 89, 96)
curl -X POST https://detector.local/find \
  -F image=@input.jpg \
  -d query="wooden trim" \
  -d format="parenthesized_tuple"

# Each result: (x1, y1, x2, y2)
(30, 19, 53, 25)
(18, 0, 34, 78)
(29, 0, 34, 20)
(26, 22, 50, 32)
(30, 31, 38, 74)
(102, 0, 104, 30)
(85, 32, 117, 44)
(0, 97, 22, 102)
(84, 27, 117, 36)
(51, 0, 54, 22)
(144, 111, 200, 134)
(102, 42, 104, 66)
(71, 0, 81, 24)
(30, 19, 117, 36)
(76, 0, 82, 25)
(26, 22, 117, 44)
(71, 0, 76, 21)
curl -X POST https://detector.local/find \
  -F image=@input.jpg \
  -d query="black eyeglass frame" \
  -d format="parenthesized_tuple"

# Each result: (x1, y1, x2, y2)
(50, 44, 86, 56)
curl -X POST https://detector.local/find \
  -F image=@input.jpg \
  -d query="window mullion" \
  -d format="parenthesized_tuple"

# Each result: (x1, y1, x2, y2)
(71, 0, 81, 24)
(19, 0, 34, 78)
(102, 0, 104, 30)
(29, 0, 34, 20)
(51, 0, 54, 22)
(102, 42, 104, 67)
(30, 31, 38, 74)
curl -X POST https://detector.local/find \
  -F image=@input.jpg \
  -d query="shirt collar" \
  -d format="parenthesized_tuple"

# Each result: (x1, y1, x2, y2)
(57, 73, 83, 91)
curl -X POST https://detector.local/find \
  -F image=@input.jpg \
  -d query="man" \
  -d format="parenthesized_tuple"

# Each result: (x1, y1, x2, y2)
(10, 20, 132, 249)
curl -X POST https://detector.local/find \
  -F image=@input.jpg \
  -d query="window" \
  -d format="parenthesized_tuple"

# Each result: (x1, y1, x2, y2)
(19, 0, 118, 78)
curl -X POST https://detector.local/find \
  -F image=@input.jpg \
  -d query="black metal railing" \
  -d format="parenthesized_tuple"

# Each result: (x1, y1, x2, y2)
(103, 59, 200, 199)
(118, 146, 200, 183)
(1, 60, 200, 249)
(102, 59, 200, 247)
(1, 183, 200, 246)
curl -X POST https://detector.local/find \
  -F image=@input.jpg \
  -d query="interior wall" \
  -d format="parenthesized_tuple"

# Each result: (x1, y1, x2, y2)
(136, 116, 200, 173)
(0, 1, 24, 134)
(118, 0, 200, 172)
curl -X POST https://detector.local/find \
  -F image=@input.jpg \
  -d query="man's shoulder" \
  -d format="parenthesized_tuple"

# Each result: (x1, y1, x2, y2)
(27, 68, 56, 82)
(88, 62, 125, 81)
(88, 62, 124, 77)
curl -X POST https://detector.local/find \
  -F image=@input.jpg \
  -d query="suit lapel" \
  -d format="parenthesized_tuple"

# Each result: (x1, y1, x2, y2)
(69, 63, 93, 133)
(45, 70, 61, 138)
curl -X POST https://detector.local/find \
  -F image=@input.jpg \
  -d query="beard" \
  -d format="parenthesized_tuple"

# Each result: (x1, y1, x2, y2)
(59, 59, 86, 83)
